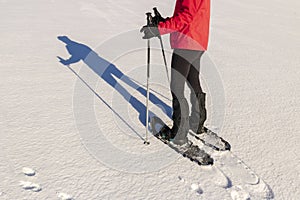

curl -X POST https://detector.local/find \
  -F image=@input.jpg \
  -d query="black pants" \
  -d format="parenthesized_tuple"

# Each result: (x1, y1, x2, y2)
(171, 49, 204, 100)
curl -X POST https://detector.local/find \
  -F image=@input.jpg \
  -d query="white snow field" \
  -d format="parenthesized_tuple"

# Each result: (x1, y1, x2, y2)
(0, 0, 299, 199)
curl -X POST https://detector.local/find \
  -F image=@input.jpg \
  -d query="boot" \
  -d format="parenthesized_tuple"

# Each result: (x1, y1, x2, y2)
(159, 97, 189, 145)
(172, 97, 190, 145)
(158, 96, 180, 141)
(189, 92, 231, 151)
(158, 124, 174, 140)
(189, 92, 207, 133)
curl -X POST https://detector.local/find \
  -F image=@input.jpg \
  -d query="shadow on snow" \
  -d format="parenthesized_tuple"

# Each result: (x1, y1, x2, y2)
(57, 36, 172, 135)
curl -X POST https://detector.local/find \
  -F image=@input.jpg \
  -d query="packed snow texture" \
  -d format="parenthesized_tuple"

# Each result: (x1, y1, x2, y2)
(0, 0, 299, 199)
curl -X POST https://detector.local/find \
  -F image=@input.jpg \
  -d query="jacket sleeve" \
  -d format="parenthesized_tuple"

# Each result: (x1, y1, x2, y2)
(158, 0, 201, 35)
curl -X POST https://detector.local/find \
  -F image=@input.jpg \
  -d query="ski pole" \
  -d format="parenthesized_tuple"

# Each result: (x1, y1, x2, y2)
(144, 12, 152, 145)
(153, 7, 170, 84)
(158, 36, 170, 84)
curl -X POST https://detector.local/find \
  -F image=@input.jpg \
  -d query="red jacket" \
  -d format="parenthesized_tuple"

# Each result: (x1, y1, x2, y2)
(158, 0, 210, 51)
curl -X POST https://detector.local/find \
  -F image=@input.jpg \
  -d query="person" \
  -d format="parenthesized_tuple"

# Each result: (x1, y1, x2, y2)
(141, 0, 229, 150)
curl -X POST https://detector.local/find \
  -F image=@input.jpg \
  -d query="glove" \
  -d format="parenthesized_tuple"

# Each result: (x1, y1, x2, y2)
(140, 25, 160, 39)
(152, 15, 166, 26)
(152, 7, 166, 25)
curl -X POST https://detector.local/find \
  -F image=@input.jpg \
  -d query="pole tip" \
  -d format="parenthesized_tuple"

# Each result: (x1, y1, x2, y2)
(144, 141, 150, 145)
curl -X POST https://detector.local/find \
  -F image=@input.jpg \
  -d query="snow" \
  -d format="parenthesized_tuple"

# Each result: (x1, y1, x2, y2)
(0, 0, 299, 199)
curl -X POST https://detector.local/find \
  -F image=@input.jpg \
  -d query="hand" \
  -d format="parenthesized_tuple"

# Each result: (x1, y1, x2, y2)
(152, 15, 166, 26)
(140, 25, 160, 39)
(152, 7, 166, 25)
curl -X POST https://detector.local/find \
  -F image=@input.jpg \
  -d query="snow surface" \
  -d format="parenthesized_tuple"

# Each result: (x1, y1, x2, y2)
(0, 0, 299, 199)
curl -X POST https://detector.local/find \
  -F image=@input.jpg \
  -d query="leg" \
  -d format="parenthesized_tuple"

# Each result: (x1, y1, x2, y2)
(169, 49, 200, 145)
(165, 50, 190, 142)
(187, 51, 204, 95)
(171, 49, 203, 98)
(158, 49, 190, 140)
(187, 51, 207, 133)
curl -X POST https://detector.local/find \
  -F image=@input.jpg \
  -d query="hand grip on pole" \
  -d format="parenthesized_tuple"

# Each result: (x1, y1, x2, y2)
(153, 7, 161, 18)
(146, 12, 153, 25)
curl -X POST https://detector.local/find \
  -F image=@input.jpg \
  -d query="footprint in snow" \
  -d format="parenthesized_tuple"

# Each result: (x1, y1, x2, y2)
(57, 192, 74, 200)
(178, 176, 203, 195)
(230, 185, 250, 200)
(22, 167, 36, 176)
(19, 181, 42, 192)
(0, 191, 7, 198)
(190, 183, 203, 195)
(178, 176, 185, 183)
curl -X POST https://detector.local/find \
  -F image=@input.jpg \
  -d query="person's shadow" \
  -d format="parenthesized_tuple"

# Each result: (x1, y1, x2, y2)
(57, 36, 172, 127)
